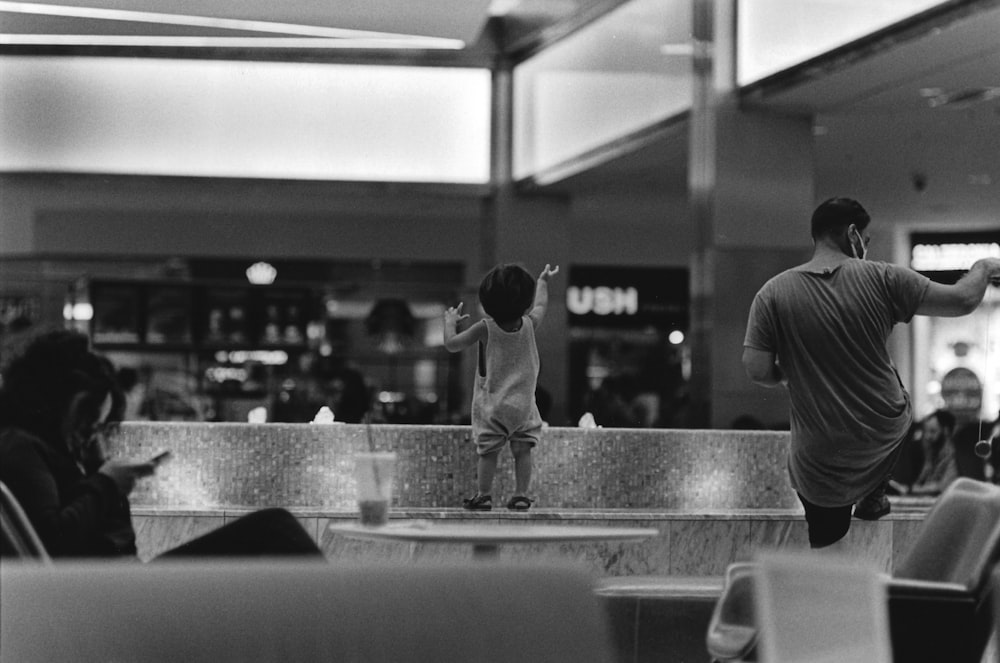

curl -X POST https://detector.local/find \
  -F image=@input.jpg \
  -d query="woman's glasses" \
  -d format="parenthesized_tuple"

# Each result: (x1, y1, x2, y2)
(81, 418, 119, 445)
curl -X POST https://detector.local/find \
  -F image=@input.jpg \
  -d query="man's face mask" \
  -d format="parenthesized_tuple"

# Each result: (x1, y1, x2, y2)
(849, 226, 869, 260)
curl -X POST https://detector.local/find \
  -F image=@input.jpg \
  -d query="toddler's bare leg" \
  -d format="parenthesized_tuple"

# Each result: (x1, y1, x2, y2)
(510, 440, 533, 495)
(477, 450, 500, 495)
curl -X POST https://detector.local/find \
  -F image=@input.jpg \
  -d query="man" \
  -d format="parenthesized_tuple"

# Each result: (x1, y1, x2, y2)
(743, 197, 1000, 549)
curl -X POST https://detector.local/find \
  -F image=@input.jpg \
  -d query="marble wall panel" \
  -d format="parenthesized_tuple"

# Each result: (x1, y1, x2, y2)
(669, 520, 752, 576)
(749, 517, 896, 572)
(842, 520, 895, 573)
(132, 514, 225, 562)
(891, 519, 926, 570)
(110, 423, 795, 510)
(131, 510, 919, 576)
(749, 518, 811, 555)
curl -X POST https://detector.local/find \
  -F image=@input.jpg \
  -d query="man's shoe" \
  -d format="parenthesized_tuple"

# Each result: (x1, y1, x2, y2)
(854, 493, 890, 520)
(462, 494, 492, 511)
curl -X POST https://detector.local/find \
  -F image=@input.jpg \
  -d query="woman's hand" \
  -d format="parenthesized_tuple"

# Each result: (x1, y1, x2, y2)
(98, 460, 156, 496)
(75, 433, 108, 472)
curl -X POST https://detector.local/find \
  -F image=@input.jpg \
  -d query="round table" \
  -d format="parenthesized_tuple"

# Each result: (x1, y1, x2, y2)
(327, 521, 660, 558)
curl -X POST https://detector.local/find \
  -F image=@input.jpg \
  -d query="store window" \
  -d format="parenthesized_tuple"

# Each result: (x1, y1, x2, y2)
(84, 258, 465, 424)
(910, 231, 1000, 428)
(567, 265, 689, 428)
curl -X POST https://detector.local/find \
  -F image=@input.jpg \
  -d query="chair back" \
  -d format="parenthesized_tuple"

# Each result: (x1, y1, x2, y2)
(0, 481, 51, 564)
(988, 568, 1000, 663)
(1, 560, 613, 663)
(754, 551, 892, 663)
(895, 478, 1000, 594)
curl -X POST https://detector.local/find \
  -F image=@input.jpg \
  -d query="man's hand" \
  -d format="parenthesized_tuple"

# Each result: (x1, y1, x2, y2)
(539, 264, 560, 282)
(985, 257, 1000, 286)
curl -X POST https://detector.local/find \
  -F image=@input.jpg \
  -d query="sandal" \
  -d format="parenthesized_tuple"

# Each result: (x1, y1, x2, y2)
(463, 494, 493, 511)
(506, 496, 534, 511)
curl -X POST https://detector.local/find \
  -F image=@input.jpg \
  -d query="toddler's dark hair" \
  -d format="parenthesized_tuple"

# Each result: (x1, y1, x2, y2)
(479, 264, 535, 324)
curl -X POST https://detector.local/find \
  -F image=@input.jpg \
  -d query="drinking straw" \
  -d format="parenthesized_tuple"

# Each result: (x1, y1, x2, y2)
(363, 412, 382, 494)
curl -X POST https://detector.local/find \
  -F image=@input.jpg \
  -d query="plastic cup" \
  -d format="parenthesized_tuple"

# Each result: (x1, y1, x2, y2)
(354, 452, 396, 526)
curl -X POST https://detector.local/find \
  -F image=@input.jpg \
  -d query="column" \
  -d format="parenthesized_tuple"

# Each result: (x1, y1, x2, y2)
(687, 0, 815, 429)
(481, 64, 573, 426)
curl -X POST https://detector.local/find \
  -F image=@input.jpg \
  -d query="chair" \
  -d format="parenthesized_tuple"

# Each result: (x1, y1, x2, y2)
(705, 563, 758, 661)
(987, 568, 1000, 663)
(0, 560, 614, 663)
(706, 477, 1000, 663)
(753, 551, 891, 663)
(0, 480, 50, 564)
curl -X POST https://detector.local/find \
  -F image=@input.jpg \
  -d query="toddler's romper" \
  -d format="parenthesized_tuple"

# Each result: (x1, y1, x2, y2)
(471, 316, 542, 455)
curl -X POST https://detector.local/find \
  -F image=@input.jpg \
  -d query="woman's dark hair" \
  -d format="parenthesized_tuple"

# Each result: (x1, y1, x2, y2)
(478, 264, 536, 324)
(810, 197, 871, 240)
(926, 408, 957, 433)
(0, 330, 124, 449)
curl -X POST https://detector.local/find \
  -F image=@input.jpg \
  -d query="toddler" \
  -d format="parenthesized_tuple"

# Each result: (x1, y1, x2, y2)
(443, 263, 559, 511)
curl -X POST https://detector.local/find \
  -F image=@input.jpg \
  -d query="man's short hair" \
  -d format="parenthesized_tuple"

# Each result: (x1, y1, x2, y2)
(811, 197, 871, 239)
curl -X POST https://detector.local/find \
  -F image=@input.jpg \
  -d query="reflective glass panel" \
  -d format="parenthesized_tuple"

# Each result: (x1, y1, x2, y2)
(738, 0, 948, 85)
(0, 57, 491, 183)
(513, 0, 693, 180)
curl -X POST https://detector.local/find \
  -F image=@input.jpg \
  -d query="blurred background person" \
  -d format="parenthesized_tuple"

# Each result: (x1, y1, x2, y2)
(906, 409, 959, 496)
(0, 330, 323, 559)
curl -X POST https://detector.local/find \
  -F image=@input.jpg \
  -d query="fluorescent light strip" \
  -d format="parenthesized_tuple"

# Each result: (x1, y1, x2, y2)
(0, 1, 466, 47)
(0, 34, 465, 49)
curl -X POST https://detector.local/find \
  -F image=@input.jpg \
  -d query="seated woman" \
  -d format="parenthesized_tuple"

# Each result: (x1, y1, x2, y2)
(906, 409, 959, 497)
(0, 330, 323, 560)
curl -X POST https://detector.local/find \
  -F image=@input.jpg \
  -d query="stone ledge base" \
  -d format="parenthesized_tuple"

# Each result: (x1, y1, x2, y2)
(132, 507, 927, 575)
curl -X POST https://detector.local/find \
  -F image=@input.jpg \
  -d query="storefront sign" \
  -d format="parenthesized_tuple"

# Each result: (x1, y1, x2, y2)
(567, 286, 638, 316)
(567, 266, 687, 328)
(205, 366, 250, 384)
(214, 349, 289, 365)
(911, 231, 1000, 282)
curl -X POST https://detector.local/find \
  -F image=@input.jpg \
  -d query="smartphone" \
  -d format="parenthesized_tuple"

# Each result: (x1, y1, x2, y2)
(150, 450, 173, 466)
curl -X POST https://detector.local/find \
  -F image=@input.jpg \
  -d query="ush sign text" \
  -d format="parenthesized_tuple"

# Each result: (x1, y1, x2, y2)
(566, 266, 688, 328)
(566, 286, 638, 316)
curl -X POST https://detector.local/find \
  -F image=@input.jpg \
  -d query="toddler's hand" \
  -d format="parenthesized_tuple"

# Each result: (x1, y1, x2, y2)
(539, 264, 560, 282)
(445, 302, 469, 326)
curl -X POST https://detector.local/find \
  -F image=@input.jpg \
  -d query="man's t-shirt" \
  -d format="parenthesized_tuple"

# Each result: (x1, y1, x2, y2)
(744, 259, 930, 507)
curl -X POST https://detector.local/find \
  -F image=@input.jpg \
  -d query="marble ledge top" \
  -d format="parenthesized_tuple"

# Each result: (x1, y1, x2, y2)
(130, 504, 931, 521)
(593, 575, 725, 598)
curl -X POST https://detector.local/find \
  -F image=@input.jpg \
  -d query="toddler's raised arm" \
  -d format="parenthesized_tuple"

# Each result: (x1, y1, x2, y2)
(529, 264, 559, 328)
(443, 302, 484, 352)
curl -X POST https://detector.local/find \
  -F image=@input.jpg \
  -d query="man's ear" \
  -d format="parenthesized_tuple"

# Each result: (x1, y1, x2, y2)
(836, 226, 854, 256)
